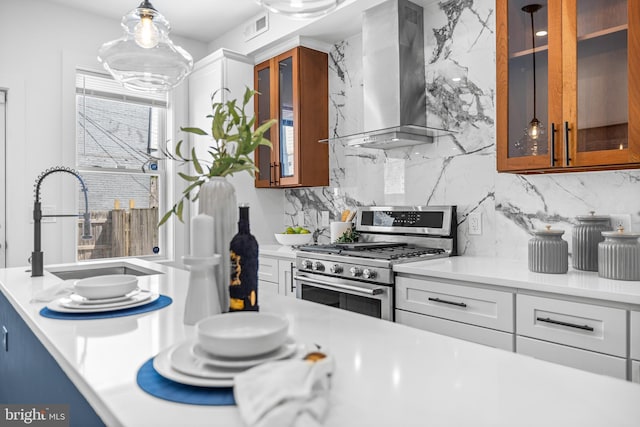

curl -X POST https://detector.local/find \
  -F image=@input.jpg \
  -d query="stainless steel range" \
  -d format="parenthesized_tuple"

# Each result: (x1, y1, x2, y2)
(294, 206, 457, 321)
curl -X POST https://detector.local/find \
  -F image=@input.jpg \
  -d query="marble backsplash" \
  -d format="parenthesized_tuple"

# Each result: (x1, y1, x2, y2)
(284, 0, 640, 261)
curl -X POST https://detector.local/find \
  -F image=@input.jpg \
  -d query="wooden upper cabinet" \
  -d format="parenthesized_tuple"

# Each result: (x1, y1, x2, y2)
(254, 46, 329, 188)
(497, 0, 640, 173)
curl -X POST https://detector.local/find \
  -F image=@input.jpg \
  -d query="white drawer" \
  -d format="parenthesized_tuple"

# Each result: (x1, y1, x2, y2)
(516, 294, 626, 357)
(631, 311, 640, 360)
(258, 256, 278, 283)
(395, 276, 514, 332)
(258, 279, 278, 296)
(632, 360, 640, 384)
(396, 309, 514, 351)
(516, 336, 627, 380)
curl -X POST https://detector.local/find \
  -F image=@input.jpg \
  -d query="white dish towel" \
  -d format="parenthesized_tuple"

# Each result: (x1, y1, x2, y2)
(30, 280, 75, 303)
(233, 354, 334, 427)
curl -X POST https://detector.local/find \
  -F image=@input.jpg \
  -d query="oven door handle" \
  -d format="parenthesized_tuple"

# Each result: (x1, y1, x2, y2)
(294, 275, 384, 296)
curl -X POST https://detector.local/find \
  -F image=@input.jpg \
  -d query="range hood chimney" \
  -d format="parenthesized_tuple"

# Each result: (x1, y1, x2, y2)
(328, 0, 450, 149)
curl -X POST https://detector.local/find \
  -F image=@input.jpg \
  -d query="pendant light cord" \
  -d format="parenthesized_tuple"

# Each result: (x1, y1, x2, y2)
(530, 10, 537, 119)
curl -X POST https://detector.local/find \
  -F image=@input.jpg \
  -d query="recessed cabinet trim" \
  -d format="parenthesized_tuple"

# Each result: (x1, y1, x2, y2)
(497, 0, 640, 173)
(254, 46, 329, 188)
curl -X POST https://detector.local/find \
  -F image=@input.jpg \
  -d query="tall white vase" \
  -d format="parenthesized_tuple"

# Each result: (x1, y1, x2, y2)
(198, 177, 237, 312)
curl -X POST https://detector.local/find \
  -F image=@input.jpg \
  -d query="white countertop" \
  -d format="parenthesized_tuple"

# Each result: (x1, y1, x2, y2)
(2, 258, 640, 426)
(258, 244, 297, 260)
(394, 256, 640, 306)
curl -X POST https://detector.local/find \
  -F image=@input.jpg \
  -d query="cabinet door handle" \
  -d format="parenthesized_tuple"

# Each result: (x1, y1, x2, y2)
(275, 163, 281, 186)
(269, 162, 275, 186)
(290, 263, 296, 294)
(563, 121, 571, 166)
(428, 297, 467, 308)
(536, 316, 594, 332)
(2, 325, 7, 352)
(550, 122, 556, 167)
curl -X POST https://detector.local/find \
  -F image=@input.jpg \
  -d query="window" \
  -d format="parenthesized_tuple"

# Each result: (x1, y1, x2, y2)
(76, 70, 167, 260)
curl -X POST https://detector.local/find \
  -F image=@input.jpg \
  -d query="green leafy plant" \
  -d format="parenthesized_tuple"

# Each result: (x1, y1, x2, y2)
(335, 227, 359, 243)
(159, 87, 275, 225)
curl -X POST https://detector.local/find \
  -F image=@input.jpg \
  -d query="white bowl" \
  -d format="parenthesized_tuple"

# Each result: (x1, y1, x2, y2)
(274, 233, 313, 246)
(195, 312, 289, 358)
(73, 274, 138, 300)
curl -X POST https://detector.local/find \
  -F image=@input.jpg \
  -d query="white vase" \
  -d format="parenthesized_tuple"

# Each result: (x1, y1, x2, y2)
(198, 176, 237, 312)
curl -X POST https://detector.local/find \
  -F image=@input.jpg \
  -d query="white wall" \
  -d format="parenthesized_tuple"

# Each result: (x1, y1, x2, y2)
(0, 0, 208, 268)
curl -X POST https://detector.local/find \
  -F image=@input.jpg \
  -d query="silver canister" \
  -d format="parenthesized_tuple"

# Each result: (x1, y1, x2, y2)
(598, 227, 640, 281)
(529, 225, 569, 274)
(572, 212, 612, 271)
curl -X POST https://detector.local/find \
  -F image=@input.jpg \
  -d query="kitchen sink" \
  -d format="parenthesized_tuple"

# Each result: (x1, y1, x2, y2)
(47, 262, 163, 280)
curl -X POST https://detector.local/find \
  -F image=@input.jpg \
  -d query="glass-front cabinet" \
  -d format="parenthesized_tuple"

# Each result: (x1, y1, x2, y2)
(497, 0, 640, 173)
(254, 46, 329, 188)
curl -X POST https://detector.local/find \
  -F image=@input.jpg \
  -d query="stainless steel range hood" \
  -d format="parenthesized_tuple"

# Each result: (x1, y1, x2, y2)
(325, 0, 450, 149)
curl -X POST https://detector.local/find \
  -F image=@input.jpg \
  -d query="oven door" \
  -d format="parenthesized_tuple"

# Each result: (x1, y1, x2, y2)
(294, 272, 393, 321)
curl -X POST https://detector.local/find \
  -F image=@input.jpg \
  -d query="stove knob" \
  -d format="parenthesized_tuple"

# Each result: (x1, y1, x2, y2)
(312, 261, 325, 272)
(362, 268, 376, 279)
(350, 266, 362, 277)
(301, 259, 312, 269)
(329, 264, 343, 274)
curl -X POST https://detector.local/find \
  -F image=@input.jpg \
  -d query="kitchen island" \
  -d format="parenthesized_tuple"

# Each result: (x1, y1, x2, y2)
(1, 258, 640, 426)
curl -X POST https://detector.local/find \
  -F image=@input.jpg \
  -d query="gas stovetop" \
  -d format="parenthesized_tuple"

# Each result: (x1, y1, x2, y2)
(298, 242, 446, 261)
(295, 243, 450, 285)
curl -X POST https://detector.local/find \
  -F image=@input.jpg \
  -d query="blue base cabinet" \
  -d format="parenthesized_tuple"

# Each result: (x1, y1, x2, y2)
(0, 290, 105, 426)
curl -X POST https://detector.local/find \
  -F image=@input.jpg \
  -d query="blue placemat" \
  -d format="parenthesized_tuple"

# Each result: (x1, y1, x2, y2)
(39, 295, 173, 320)
(136, 358, 236, 405)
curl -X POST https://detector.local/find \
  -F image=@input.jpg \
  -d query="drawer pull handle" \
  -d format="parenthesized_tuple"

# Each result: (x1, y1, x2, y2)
(536, 317, 594, 332)
(428, 297, 467, 308)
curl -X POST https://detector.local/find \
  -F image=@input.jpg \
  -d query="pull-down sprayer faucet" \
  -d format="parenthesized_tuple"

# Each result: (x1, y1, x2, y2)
(31, 166, 92, 277)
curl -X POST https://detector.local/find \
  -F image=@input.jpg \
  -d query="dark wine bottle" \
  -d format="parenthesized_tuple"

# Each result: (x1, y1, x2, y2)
(229, 204, 259, 311)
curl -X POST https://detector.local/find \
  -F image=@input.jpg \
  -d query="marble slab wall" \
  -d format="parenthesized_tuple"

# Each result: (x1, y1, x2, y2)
(284, 0, 640, 261)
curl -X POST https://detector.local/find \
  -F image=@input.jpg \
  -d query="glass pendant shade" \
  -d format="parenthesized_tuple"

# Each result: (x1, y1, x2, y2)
(255, 0, 343, 19)
(98, 1, 193, 93)
(526, 117, 544, 140)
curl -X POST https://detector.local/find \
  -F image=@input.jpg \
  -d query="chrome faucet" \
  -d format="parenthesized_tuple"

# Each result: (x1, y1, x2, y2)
(31, 167, 92, 277)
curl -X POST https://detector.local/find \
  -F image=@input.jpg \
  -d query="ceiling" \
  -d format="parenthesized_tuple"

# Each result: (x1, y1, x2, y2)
(47, 0, 266, 43)
(46, 0, 437, 49)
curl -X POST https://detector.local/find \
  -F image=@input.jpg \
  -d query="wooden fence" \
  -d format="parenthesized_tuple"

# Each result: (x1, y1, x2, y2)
(77, 208, 158, 260)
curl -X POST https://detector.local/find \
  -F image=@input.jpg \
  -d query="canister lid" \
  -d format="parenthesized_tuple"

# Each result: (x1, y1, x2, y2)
(576, 211, 610, 221)
(532, 225, 565, 236)
(601, 226, 640, 239)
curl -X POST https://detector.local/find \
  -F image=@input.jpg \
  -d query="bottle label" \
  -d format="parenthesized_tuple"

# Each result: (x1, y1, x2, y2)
(229, 250, 258, 311)
(230, 250, 242, 286)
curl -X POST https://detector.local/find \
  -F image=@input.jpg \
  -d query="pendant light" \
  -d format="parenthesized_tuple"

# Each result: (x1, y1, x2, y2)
(522, 4, 544, 141)
(98, 1, 193, 93)
(255, 0, 344, 19)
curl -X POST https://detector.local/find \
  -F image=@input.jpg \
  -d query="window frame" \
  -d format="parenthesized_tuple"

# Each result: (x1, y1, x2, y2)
(75, 69, 169, 262)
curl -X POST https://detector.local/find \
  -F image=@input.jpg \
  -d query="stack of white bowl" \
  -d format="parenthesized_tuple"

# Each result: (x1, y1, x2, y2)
(46, 274, 158, 313)
(153, 312, 298, 387)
